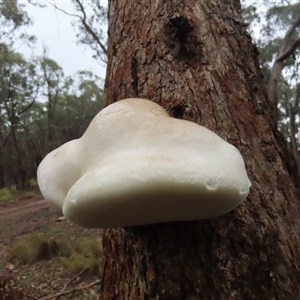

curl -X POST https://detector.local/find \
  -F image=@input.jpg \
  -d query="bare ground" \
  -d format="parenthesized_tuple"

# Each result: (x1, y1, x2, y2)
(0, 193, 103, 299)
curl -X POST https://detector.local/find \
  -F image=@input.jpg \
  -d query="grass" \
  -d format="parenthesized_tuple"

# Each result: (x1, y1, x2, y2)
(8, 230, 102, 275)
(19, 190, 38, 199)
(0, 187, 15, 202)
(8, 231, 72, 263)
(0, 184, 39, 203)
(62, 237, 102, 275)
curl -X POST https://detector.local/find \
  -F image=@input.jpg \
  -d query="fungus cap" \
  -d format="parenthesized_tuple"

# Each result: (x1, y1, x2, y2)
(37, 98, 251, 228)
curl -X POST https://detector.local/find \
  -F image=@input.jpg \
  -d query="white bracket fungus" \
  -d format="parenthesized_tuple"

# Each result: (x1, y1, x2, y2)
(37, 98, 251, 228)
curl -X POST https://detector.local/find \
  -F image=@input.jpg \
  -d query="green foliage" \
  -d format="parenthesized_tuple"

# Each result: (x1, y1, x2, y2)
(0, 46, 39, 112)
(0, 46, 105, 189)
(0, 0, 28, 27)
(0, 45, 40, 189)
(0, 2, 105, 190)
(242, 5, 260, 37)
(72, 0, 107, 63)
(0, 0, 35, 46)
(8, 231, 102, 275)
(0, 187, 14, 202)
(266, 3, 300, 31)
(8, 231, 72, 263)
(62, 237, 102, 275)
(0, 186, 38, 202)
(22, 190, 38, 199)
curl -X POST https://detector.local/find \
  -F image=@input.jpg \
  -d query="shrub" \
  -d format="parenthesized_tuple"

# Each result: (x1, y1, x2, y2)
(8, 232, 102, 275)
(0, 188, 14, 202)
(8, 232, 72, 263)
(62, 237, 102, 275)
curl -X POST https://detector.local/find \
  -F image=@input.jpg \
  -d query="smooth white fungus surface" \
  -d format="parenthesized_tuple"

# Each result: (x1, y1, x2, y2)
(37, 98, 251, 228)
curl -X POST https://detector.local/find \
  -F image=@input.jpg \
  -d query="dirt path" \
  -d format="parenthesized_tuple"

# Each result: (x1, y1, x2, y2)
(0, 194, 101, 299)
(0, 198, 48, 220)
(0, 196, 59, 246)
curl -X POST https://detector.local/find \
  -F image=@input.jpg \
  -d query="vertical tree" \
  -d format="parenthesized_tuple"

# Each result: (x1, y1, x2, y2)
(55, 70, 105, 143)
(0, 46, 39, 189)
(38, 56, 64, 151)
(243, 1, 300, 175)
(267, 3, 300, 175)
(266, 4, 300, 119)
(100, 0, 300, 298)
(0, 0, 34, 188)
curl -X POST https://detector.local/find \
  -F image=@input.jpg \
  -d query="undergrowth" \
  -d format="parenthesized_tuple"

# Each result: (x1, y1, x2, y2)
(62, 237, 102, 275)
(8, 230, 102, 275)
(0, 272, 35, 300)
(0, 185, 39, 203)
(0, 187, 15, 202)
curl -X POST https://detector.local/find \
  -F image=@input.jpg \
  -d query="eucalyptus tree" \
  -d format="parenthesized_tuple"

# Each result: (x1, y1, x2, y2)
(52, 70, 105, 143)
(0, 0, 35, 47)
(243, 0, 300, 175)
(0, 0, 36, 188)
(0, 46, 39, 189)
(37, 56, 65, 151)
(16, 68, 105, 187)
(99, 0, 300, 298)
(50, 0, 108, 64)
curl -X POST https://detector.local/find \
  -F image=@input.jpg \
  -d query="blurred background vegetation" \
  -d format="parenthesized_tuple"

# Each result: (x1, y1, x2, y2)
(0, 0, 105, 191)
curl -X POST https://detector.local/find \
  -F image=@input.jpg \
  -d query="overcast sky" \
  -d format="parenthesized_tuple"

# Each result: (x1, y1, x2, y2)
(21, 1, 108, 80)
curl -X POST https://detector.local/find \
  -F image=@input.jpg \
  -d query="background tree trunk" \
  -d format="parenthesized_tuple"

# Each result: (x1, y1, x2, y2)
(0, 155, 5, 188)
(288, 104, 300, 178)
(267, 14, 300, 123)
(101, 0, 300, 298)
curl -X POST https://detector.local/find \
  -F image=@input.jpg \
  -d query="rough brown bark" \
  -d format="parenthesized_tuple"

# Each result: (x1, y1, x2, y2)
(101, 0, 300, 299)
(288, 104, 300, 178)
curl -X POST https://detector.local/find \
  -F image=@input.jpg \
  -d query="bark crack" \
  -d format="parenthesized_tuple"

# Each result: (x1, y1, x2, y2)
(131, 55, 139, 97)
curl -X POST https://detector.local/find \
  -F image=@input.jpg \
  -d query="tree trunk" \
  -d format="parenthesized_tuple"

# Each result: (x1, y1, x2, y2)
(101, 0, 300, 298)
(267, 60, 283, 121)
(288, 105, 300, 178)
(0, 153, 5, 188)
(267, 14, 300, 123)
(10, 125, 27, 190)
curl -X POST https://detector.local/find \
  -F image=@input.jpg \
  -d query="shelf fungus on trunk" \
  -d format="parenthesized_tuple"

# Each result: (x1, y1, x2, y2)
(37, 98, 251, 228)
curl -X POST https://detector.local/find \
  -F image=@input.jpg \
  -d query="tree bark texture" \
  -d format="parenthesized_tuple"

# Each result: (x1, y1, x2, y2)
(288, 104, 300, 178)
(101, 0, 300, 299)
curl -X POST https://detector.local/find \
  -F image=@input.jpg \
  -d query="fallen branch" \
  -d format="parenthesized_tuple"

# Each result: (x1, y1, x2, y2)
(62, 269, 87, 291)
(39, 279, 101, 300)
